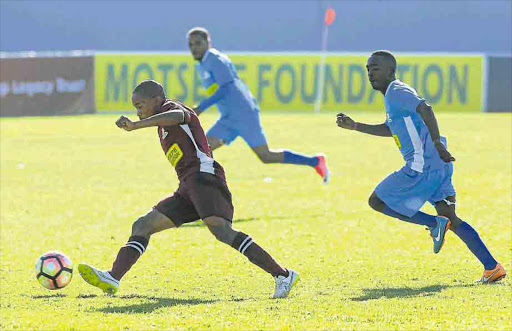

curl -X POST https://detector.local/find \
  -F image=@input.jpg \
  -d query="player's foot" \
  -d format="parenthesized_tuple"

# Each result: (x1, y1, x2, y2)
(273, 269, 299, 299)
(314, 154, 329, 184)
(429, 216, 451, 254)
(78, 263, 119, 295)
(476, 263, 506, 284)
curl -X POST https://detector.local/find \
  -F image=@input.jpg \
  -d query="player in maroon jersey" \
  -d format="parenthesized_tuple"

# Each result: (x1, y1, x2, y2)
(78, 80, 298, 298)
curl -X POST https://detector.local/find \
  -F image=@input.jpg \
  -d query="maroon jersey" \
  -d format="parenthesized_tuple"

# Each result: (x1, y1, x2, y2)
(157, 100, 226, 182)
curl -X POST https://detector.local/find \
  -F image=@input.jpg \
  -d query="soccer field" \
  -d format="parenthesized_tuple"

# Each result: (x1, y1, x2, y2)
(1, 112, 511, 330)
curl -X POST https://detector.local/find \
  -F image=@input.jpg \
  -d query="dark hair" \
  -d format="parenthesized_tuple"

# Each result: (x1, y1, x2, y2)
(186, 27, 210, 42)
(371, 50, 397, 68)
(132, 80, 165, 99)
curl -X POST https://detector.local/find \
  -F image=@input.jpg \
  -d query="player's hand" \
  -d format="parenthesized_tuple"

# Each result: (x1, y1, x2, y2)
(336, 113, 357, 130)
(115, 116, 136, 131)
(434, 140, 456, 162)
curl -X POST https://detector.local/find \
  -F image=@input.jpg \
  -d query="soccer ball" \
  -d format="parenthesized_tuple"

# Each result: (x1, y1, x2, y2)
(35, 251, 73, 290)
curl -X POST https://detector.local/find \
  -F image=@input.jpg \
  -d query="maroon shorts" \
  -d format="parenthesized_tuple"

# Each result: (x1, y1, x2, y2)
(154, 172, 234, 227)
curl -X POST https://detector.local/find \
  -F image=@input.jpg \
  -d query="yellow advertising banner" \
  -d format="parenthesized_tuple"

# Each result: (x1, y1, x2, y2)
(95, 53, 483, 112)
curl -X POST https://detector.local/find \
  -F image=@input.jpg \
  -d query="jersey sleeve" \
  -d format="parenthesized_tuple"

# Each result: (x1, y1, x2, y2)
(393, 88, 425, 114)
(182, 109, 193, 124)
(206, 53, 235, 86)
(160, 100, 180, 112)
(197, 83, 230, 110)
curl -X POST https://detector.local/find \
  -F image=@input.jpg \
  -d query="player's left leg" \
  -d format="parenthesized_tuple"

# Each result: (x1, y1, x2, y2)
(203, 216, 298, 298)
(435, 196, 506, 283)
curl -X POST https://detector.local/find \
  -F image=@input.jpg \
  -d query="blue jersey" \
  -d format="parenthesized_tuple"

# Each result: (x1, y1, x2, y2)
(197, 48, 258, 119)
(384, 80, 445, 173)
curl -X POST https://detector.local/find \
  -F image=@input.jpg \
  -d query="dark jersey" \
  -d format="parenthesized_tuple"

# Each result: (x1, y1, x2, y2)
(157, 100, 226, 182)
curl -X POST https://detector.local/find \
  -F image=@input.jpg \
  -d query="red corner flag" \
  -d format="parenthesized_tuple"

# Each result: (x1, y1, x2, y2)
(324, 8, 336, 26)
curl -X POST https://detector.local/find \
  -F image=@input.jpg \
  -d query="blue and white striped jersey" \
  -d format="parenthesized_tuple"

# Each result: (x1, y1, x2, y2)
(384, 80, 446, 173)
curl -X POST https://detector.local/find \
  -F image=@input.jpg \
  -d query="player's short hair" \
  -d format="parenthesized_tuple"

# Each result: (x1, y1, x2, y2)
(371, 50, 397, 69)
(187, 27, 210, 42)
(132, 80, 165, 99)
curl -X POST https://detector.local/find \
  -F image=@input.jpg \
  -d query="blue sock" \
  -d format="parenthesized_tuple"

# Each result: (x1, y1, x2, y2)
(283, 150, 318, 167)
(453, 221, 497, 270)
(382, 206, 436, 228)
(410, 211, 437, 228)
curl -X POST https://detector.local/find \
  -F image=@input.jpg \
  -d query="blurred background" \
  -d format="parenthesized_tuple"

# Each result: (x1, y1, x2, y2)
(2, 0, 511, 53)
(1, 0, 511, 116)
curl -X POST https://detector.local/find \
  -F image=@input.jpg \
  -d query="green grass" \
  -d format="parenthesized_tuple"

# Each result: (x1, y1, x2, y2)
(1, 112, 511, 330)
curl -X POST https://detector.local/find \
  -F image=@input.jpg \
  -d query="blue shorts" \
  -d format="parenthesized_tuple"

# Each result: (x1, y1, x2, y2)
(207, 112, 267, 148)
(375, 163, 456, 217)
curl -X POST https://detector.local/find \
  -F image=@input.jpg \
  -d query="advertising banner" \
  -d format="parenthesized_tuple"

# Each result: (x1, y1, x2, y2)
(0, 56, 95, 117)
(95, 53, 483, 112)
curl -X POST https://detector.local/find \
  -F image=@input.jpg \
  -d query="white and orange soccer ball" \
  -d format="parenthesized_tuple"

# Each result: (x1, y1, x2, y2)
(35, 251, 73, 290)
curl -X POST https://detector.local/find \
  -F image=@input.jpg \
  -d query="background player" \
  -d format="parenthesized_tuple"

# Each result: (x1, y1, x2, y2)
(78, 80, 299, 298)
(187, 27, 329, 183)
(336, 51, 506, 284)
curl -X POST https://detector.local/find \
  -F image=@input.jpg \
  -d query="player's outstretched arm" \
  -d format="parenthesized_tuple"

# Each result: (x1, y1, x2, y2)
(193, 83, 231, 116)
(336, 112, 392, 137)
(115, 110, 185, 131)
(416, 102, 455, 162)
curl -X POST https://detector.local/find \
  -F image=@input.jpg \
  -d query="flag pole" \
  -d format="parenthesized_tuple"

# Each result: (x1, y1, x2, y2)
(314, 7, 336, 113)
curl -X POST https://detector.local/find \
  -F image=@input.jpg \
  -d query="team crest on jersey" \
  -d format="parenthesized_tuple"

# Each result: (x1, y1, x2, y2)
(166, 143, 183, 167)
(386, 112, 392, 123)
(203, 71, 211, 80)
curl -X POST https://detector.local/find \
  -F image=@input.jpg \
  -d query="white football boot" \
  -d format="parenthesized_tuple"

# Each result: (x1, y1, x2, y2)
(273, 269, 299, 299)
(78, 263, 119, 295)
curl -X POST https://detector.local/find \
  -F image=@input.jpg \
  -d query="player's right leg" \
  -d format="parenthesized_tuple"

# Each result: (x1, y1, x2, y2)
(203, 216, 299, 298)
(79, 208, 177, 294)
(233, 111, 329, 183)
(368, 191, 449, 253)
(434, 196, 506, 284)
(250, 145, 329, 183)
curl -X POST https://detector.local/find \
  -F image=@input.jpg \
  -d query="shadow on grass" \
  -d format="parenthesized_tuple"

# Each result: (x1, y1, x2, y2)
(181, 217, 258, 228)
(91, 294, 218, 314)
(351, 284, 472, 301)
(31, 293, 67, 299)
(77, 293, 98, 299)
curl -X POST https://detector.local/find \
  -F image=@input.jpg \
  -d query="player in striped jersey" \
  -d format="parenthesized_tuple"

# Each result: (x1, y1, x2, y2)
(78, 80, 298, 298)
(336, 51, 505, 284)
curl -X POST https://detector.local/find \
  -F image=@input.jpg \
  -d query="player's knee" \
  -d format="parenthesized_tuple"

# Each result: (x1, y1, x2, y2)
(205, 218, 235, 244)
(208, 224, 232, 244)
(256, 152, 272, 164)
(131, 216, 152, 237)
(449, 216, 462, 230)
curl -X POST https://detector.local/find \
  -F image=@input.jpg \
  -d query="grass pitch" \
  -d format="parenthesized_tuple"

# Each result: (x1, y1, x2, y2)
(1, 111, 511, 330)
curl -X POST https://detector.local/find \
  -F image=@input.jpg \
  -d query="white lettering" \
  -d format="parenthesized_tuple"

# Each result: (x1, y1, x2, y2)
(11, 80, 54, 97)
(0, 82, 9, 98)
(55, 77, 86, 93)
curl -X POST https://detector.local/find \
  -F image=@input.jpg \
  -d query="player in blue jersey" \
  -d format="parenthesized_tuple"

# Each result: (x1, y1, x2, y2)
(187, 27, 329, 183)
(336, 50, 505, 284)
